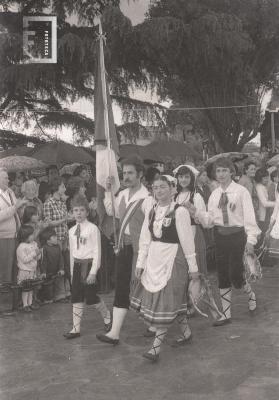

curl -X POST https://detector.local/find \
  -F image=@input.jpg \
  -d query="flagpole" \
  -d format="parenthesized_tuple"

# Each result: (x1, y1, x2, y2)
(98, 20, 118, 247)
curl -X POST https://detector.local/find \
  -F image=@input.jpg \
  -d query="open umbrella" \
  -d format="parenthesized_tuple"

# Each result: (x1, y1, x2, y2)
(29, 141, 95, 166)
(60, 163, 81, 175)
(0, 146, 33, 158)
(0, 156, 47, 172)
(267, 154, 279, 166)
(119, 144, 163, 163)
(204, 152, 249, 166)
(145, 140, 200, 161)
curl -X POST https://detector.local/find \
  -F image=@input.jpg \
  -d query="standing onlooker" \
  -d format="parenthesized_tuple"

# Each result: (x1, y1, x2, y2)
(43, 176, 70, 300)
(268, 169, 279, 202)
(65, 176, 86, 210)
(238, 161, 259, 218)
(144, 167, 160, 194)
(266, 169, 279, 227)
(196, 167, 211, 206)
(255, 168, 275, 233)
(38, 165, 59, 204)
(17, 225, 41, 312)
(0, 168, 27, 287)
(65, 176, 98, 226)
(20, 180, 44, 220)
(9, 172, 26, 199)
(39, 227, 65, 303)
(73, 165, 96, 203)
(22, 206, 48, 240)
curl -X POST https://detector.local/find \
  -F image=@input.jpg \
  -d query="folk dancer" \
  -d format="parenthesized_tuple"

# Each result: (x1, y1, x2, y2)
(190, 157, 261, 326)
(173, 165, 207, 275)
(96, 156, 151, 345)
(130, 175, 200, 361)
(64, 195, 111, 339)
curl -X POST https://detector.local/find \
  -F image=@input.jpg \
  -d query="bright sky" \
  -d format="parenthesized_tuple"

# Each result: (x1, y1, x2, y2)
(1, 1, 152, 143)
(39, 1, 152, 143)
(2, 1, 263, 146)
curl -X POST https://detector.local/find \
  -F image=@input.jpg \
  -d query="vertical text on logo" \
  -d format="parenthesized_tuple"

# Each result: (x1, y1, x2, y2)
(23, 16, 57, 63)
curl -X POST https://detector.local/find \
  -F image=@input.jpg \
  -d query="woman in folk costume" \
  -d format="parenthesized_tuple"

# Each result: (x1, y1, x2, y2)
(173, 165, 207, 275)
(131, 175, 200, 362)
(191, 157, 261, 326)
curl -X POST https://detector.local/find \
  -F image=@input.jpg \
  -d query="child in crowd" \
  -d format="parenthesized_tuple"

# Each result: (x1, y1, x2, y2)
(39, 227, 65, 303)
(17, 225, 41, 312)
(22, 205, 48, 240)
(63, 194, 111, 339)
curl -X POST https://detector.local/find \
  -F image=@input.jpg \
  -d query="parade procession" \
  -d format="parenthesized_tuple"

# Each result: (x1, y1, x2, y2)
(1, 1, 279, 399)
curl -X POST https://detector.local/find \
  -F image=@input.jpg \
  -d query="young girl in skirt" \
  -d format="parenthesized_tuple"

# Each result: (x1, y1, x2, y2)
(63, 194, 111, 339)
(131, 175, 200, 361)
(173, 165, 207, 275)
(17, 225, 41, 312)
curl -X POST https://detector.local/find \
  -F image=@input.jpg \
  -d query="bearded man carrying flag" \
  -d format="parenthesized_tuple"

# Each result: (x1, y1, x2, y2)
(94, 20, 151, 345)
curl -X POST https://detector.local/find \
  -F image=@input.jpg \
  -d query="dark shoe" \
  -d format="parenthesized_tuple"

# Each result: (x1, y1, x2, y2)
(186, 306, 195, 318)
(55, 298, 69, 303)
(142, 351, 160, 362)
(41, 300, 53, 305)
(171, 333, 192, 347)
(0, 310, 16, 317)
(143, 328, 156, 338)
(30, 303, 40, 310)
(248, 297, 257, 312)
(22, 306, 32, 313)
(213, 318, 232, 327)
(104, 321, 112, 333)
(63, 332, 81, 339)
(96, 333, 119, 345)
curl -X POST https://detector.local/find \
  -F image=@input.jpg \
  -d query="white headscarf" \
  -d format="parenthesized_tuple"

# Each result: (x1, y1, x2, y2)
(162, 174, 177, 186)
(173, 164, 199, 177)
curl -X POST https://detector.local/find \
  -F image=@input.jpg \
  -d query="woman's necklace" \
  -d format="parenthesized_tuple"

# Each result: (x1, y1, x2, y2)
(153, 203, 171, 238)
(178, 191, 190, 206)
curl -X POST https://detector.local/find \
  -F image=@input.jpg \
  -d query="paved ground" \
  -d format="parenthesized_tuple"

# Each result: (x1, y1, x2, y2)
(0, 267, 279, 400)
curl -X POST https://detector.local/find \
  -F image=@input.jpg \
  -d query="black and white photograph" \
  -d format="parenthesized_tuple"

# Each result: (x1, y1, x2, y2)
(0, 0, 279, 399)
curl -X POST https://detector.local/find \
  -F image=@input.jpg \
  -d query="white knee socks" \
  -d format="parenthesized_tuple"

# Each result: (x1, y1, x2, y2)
(94, 299, 111, 324)
(71, 302, 84, 333)
(149, 329, 167, 355)
(106, 307, 127, 339)
(220, 288, 232, 320)
(243, 282, 256, 311)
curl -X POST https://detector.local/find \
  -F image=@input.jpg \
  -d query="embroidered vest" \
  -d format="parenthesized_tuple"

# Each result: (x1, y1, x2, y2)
(149, 204, 180, 244)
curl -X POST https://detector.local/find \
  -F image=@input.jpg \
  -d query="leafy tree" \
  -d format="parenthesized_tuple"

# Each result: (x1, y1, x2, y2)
(0, 129, 45, 149)
(133, 0, 279, 151)
(0, 1, 150, 144)
(1, 0, 279, 153)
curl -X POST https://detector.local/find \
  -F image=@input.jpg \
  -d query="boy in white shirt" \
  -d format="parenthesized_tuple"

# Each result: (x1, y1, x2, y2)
(189, 158, 261, 326)
(63, 195, 111, 339)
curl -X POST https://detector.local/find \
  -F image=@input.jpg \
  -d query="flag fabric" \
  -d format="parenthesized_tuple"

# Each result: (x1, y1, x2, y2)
(94, 23, 120, 239)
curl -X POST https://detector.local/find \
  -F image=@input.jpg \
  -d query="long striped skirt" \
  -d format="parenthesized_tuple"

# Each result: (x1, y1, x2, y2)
(130, 246, 189, 329)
